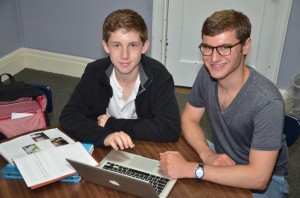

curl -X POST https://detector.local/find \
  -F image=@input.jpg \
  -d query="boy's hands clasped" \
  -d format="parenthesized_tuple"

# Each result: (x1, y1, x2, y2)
(159, 151, 236, 179)
(159, 151, 195, 179)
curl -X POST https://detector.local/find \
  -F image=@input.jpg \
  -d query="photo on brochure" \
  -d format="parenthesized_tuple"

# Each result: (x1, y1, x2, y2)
(22, 144, 41, 154)
(51, 137, 69, 147)
(30, 132, 49, 142)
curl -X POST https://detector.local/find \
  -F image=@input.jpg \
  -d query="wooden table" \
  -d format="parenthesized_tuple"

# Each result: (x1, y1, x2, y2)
(0, 135, 252, 198)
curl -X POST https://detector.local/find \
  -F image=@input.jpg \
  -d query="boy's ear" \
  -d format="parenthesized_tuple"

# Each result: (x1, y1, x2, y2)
(142, 40, 150, 54)
(102, 40, 110, 53)
(242, 38, 251, 55)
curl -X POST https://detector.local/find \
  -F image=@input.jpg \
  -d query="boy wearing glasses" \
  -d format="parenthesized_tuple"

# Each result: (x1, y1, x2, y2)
(60, 9, 180, 150)
(160, 9, 289, 197)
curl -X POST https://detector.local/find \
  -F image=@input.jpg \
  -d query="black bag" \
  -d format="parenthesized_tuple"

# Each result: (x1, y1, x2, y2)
(0, 73, 49, 140)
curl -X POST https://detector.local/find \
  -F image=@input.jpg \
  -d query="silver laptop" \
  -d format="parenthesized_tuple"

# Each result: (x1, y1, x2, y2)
(66, 150, 177, 198)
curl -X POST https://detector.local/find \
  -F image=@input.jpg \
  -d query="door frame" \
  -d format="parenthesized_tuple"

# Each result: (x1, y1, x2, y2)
(151, 0, 169, 65)
(151, 0, 293, 84)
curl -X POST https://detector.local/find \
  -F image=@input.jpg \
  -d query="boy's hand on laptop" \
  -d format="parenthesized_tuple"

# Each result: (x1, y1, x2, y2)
(104, 131, 135, 150)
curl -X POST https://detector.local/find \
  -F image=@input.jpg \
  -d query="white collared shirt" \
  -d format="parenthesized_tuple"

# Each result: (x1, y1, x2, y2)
(106, 69, 140, 119)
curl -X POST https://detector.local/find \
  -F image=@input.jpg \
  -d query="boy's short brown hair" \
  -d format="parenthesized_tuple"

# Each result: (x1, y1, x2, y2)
(103, 9, 148, 44)
(202, 9, 251, 43)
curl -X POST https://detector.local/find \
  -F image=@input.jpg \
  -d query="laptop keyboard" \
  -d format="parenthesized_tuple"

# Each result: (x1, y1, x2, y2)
(102, 162, 169, 195)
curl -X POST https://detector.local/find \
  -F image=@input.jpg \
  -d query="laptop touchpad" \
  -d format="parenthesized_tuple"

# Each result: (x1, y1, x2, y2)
(128, 156, 157, 172)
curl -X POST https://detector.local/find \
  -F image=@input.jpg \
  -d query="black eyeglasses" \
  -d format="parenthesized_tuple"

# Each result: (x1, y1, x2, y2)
(199, 41, 242, 56)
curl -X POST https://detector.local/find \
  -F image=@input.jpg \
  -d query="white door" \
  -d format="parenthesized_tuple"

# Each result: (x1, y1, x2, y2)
(152, 0, 293, 87)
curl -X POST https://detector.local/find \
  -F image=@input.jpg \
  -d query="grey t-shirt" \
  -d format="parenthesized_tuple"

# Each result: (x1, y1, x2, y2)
(188, 66, 288, 177)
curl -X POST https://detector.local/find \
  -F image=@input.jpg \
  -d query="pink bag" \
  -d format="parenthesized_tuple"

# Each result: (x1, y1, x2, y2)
(0, 73, 48, 139)
(0, 96, 47, 138)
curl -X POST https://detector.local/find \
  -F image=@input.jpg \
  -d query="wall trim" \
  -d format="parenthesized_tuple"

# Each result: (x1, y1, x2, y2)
(151, 0, 169, 65)
(0, 48, 26, 76)
(0, 48, 94, 78)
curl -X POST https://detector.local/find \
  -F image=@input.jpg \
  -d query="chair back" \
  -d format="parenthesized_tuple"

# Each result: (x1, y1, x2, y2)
(283, 114, 300, 147)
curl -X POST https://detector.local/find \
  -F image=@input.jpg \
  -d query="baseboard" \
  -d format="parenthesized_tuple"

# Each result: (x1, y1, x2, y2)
(0, 48, 94, 78)
(0, 48, 26, 76)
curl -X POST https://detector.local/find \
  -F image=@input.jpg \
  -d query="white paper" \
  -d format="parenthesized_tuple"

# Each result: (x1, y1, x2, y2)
(13, 142, 98, 188)
(0, 128, 76, 164)
(11, 112, 33, 119)
(0, 128, 98, 188)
